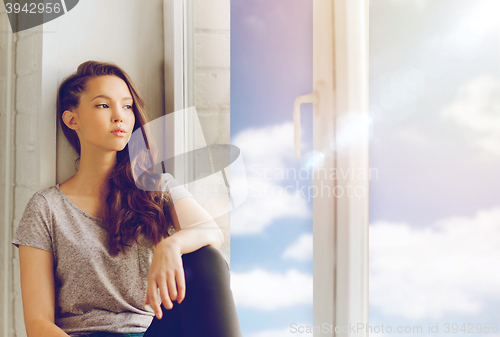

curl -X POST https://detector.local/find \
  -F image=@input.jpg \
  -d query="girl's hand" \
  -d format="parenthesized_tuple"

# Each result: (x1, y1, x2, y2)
(144, 237, 186, 319)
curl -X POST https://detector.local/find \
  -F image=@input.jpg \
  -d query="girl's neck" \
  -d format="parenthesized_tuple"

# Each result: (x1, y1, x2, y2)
(66, 147, 118, 198)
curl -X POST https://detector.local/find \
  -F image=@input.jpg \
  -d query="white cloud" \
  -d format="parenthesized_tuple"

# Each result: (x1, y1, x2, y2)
(439, 74, 500, 155)
(450, 0, 500, 42)
(230, 268, 313, 310)
(370, 206, 500, 320)
(282, 233, 313, 262)
(230, 122, 310, 235)
(233, 122, 296, 170)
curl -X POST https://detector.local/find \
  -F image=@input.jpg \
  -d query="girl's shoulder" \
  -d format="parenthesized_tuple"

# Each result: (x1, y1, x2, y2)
(12, 186, 61, 252)
(23, 185, 67, 211)
(23, 185, 60, 210)
(28, 183, 62, 197)
(161, 173, 194, 204)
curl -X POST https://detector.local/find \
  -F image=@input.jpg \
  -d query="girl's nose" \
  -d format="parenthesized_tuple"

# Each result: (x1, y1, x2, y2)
(112, 106, 125, 122)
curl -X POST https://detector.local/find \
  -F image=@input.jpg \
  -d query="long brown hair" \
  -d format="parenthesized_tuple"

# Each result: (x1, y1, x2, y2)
(57, 60, 173, 256)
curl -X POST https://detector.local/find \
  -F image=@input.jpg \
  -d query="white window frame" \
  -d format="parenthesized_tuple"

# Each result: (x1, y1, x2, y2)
(329, 1, 369, 335)
(164, 0, 195, 182)
(294, 0, 369, 335)
(1, 14, 15, 337)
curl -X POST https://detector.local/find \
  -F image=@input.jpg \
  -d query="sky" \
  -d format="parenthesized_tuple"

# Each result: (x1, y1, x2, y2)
(230, 0, 500, 336)
(369, 0, 500, 335)
(230, 0, 314, 336)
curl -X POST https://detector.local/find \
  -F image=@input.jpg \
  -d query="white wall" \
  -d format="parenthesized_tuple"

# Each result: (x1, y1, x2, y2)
(55, 0, 167, 184)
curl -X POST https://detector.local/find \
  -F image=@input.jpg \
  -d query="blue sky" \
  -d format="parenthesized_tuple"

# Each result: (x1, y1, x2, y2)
(230, 0, 314, 336)
(230, 0, 500, 336)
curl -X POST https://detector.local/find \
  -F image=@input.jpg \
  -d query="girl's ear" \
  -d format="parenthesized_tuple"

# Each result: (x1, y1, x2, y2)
(62, 110, 79, 131)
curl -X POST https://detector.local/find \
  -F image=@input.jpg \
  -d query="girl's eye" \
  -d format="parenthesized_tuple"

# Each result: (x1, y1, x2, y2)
(95, 104, 132, 109)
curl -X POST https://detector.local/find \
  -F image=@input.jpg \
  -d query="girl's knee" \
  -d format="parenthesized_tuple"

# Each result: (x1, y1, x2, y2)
(182, 245, 229, 287)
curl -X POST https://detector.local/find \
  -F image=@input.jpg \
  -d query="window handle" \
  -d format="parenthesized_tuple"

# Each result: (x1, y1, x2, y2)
(293, 91, 318, 159)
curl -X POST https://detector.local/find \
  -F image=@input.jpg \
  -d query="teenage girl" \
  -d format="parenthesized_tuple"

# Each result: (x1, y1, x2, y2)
(12, 61, 242, 337)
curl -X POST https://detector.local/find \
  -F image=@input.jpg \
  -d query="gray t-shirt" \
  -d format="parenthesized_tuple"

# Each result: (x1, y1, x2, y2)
(12, 173, 193, 336)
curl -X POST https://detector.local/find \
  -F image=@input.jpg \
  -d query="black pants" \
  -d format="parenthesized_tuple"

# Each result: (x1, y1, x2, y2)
(143, 245, 242, 337)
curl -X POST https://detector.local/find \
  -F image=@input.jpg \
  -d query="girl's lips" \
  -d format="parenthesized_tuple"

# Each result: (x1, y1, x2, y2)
(111, 131, 127, 137)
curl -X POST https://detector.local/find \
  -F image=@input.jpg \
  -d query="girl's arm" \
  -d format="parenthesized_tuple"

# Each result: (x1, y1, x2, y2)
(145, 197, 225, 319)
(161, 196, 225, 253)
(19, 245, 71, 337)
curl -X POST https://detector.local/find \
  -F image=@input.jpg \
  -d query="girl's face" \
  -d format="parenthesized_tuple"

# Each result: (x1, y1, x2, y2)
(63, 75, 136, 154)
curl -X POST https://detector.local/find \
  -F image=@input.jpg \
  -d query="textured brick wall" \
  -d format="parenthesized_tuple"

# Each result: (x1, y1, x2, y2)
(193, 0, 232, 264)
(195, 0, 230, 145)
(12, 25, 44, 337)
